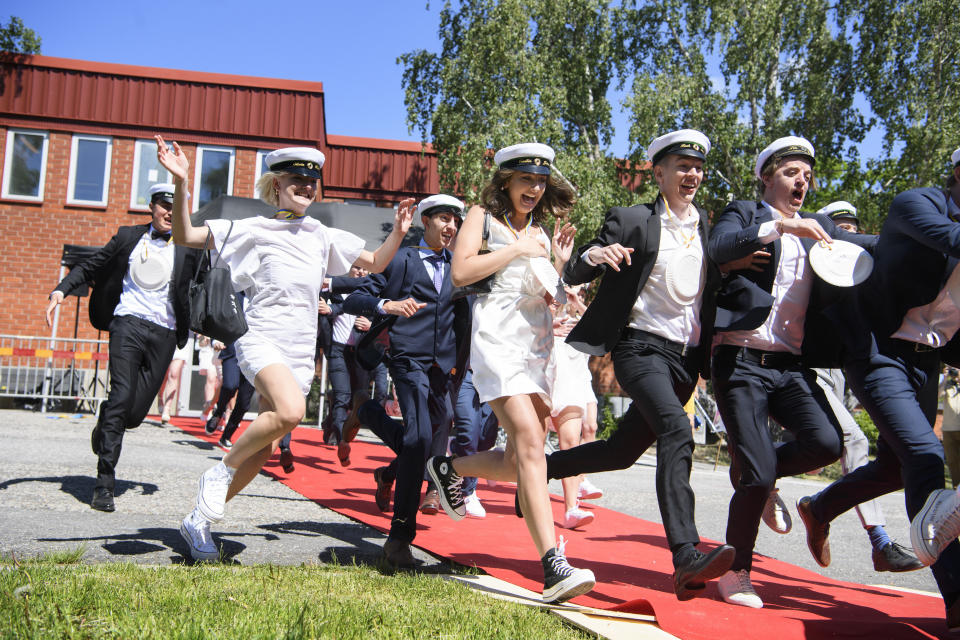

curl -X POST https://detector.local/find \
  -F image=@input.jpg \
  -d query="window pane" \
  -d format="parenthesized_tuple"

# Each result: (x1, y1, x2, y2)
(134, 141, 170, 207)
(198, 150, 231, 209)
(10, 133, 44, 197)
(73, 139, 108, 202)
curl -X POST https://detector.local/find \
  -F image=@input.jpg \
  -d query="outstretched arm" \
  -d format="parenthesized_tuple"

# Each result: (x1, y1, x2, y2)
(155, 135, 209, 249)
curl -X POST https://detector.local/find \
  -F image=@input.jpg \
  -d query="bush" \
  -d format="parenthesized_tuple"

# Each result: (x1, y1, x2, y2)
(854, 410, 879, 453)
(596, 395, 620, 440)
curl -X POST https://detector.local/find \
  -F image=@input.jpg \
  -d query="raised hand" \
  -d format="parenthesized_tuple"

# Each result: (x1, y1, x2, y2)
(394, 197, 416, 236)
(155, 135, 189, 181)
(552, 221, 577, 264)
(514, 235, 548, 259)
(778, 216, 832, 244)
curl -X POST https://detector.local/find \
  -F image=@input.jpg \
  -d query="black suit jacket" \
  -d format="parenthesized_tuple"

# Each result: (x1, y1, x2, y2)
(707, 200, 877, 366)
(342, 247, 471, 384)
(53, 224, 200, 348)
(563, 197, 721, 378)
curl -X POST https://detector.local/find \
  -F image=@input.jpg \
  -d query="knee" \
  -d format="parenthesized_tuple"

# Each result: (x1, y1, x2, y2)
(273, 398, 306, 430)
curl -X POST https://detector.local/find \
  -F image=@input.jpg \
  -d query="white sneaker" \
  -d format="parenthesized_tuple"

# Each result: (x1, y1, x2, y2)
(196, 461, 234, 522)
(179, 509, 219, 561)
(542, 537, 596, 603)
(717, 569, 763, 608)
(762, 487, 792, 534)
(578, 478, 603, 500)
(911, 488, 960, 566)
(562, 503, 595, 529)
(464, 492, 486, 519)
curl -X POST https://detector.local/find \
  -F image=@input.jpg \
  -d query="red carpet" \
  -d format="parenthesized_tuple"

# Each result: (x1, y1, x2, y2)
(172, 417, 948, 639)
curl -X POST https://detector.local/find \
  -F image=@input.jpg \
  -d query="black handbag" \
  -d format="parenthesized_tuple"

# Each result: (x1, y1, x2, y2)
(189, 220, 248, 343)
(451, 211, 494, 300)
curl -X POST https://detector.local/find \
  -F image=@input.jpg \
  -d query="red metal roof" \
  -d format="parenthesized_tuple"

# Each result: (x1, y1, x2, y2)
(0, 54, 326, 145)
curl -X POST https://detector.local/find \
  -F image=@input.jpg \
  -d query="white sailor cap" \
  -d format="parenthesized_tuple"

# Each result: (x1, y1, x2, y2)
(416, 194, 465, 218)
(816, 200, 858, 221)
(148, 183, 176, 204)
(494, 143, 554, 175)
(265, 147, 326, 179)
(647, 129, 711, 166)
(952, 147, 960, 167)
(755, 136, 815, 179)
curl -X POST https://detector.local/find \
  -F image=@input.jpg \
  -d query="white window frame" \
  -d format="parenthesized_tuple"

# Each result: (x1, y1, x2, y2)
(66, 134, 112, 206)
(2, 128, 49, 202)
(254, 149, 272, 199)
(130, 138, 171, 211)
(192, 145, 236, 211)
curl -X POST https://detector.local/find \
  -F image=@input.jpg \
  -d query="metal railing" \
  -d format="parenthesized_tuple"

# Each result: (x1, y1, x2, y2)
(0, 334, 109, 413)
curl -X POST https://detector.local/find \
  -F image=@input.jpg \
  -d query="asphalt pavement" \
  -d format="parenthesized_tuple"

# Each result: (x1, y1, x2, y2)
(0, 408, 939, 597)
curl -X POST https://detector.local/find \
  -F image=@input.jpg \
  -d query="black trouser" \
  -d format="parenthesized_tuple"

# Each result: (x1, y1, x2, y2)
(95, 315, 177, 491)
(218, 348, 256, 443)
(549, 331, 702, 552)
(810, 340, 960, 606)
(712, 345, 843, 571)
(358, 359, 454, 544)
(328, 343, 371, 439)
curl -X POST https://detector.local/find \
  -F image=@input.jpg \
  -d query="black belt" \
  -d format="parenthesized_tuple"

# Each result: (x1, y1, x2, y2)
(721, 345, 801, 369)
(887, 338, 938, 355)
(622, 328, 699, 357)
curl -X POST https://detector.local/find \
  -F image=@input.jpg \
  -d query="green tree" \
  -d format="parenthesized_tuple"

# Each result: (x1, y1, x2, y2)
(398, 0, 636, 241)
(0, 16, 41, 54)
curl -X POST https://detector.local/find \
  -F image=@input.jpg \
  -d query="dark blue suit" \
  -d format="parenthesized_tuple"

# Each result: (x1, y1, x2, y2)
(342, 247, 468, 543)
(808, 188, 960, 606)
(708, 200, 874, 571)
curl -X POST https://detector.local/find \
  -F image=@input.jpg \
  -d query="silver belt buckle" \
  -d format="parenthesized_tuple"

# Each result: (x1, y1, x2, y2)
(760, 353, 772, 366)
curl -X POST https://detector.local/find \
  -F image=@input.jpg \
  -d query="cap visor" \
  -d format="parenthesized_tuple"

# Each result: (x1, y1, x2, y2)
(671, 148, 706, 161)
(512, 165, 551, 175)
(279, 166, 322, 179)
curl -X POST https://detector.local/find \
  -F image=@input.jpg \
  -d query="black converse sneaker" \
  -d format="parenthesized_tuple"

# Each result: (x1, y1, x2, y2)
(542, 537, 596, 603)
(426, 456, 465, 520)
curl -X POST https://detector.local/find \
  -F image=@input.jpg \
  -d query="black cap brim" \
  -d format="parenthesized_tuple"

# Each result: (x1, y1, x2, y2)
(652, 147, 706, 166)
(279, 166, 322, 180)
(511, 164, 551, 175)
(151, 194, 174, 204)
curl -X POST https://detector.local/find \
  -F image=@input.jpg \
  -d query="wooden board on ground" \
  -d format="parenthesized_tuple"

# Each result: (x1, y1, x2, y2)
(441, 574, 677, 640)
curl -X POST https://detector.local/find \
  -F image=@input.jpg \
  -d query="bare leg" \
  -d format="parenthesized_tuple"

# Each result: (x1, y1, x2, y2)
(221, 364, 304, 499)
(159, 359, 185, 418)
(581, 402, 598, 443)
(553, 407, 584, 512)
(454, 393, 555, 556)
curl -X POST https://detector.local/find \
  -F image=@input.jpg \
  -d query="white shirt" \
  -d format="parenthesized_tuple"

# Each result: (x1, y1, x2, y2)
(331, 293, 358, 346)
(891, 194, 960, 347)
(625, 202, 705, 345)
(114, 227, 176, 330)
(720, 202, 813, 354)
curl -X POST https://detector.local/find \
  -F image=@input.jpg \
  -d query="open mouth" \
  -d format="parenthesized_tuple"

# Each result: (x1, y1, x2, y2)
(294, 187, 313, 199)
(520, 194, 538, 209)
(790, 188, 805, 205)
(679, 181, 699, 195)
(440, 231, 454, 244)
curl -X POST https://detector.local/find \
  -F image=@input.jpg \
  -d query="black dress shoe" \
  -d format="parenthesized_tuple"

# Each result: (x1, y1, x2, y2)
(204, 414, 220, 436)
(91, 423, 103, 455)
(797, 496, 831, 567)
(373, 466, 394, 512)
(873, 541, 924, 573)
(673, 544, 735, 601)
(383, 539, 416, 569)
(90, 488, 115, 512)
(515, 491, 523, 518)
(279, 447, 295, 473)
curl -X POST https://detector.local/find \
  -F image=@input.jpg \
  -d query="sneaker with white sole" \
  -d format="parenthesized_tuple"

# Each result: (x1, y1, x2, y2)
(426, 456, 465, 521)
(196, 461, 234, 522)
(562, 503, 595, 529)
(762, 487, 792, 534)
(463, 491, 486, 519)
(578, 478, 603, 500)
(179, 509, 219, 561)
(717, 569, 763, 608)
(542, 537, 596, 603)
(911, 488, 960, 566)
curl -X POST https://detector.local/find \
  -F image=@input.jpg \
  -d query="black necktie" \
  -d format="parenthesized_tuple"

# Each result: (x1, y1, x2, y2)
(151, 230, 171, 241)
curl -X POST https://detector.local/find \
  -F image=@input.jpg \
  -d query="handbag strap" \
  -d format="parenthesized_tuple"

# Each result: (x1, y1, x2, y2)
(481, 211, 491, 252)
(192, 219, 235, 282)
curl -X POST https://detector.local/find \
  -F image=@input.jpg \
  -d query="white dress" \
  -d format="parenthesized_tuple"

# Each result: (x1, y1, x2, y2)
(548, 319, 597, 415)
(470, 220, 555, 406)
(206, 216, 365, 395)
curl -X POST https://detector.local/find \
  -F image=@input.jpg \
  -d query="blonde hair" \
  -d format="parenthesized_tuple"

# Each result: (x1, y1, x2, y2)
(257, 171, 282, 207)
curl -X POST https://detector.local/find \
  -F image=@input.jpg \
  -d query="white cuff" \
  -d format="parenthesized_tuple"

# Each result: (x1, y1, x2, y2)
(758, 220, 780, 243)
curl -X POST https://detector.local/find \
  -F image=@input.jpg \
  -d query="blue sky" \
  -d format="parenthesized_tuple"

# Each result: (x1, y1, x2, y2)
(4, 3, 881, 161)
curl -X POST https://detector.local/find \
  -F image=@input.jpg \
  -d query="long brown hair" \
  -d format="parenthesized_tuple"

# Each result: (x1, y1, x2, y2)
(479, 168, 577, 228)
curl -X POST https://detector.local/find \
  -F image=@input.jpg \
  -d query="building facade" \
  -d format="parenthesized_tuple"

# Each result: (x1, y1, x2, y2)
(0, 54, 438, 340)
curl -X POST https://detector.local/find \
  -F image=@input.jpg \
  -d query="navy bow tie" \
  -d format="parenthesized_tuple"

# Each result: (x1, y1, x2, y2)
(151, 230, 172, 241)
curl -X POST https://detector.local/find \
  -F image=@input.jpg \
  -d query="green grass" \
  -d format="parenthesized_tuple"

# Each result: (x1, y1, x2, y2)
(0, 552, 590, 639)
